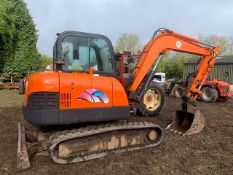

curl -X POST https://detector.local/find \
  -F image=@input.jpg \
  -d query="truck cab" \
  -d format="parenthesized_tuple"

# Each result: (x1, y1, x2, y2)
(152, 72, 166, 85)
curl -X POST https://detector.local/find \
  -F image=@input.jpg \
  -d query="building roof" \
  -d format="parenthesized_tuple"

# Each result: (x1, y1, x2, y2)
(185, 55, 233, 65)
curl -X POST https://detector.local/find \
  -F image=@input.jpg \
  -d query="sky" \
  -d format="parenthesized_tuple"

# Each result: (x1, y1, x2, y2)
(24, 0, 233, 56)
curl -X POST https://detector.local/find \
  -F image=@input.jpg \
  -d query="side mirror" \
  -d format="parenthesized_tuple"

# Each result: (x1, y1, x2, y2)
(55, 58, 65, 71)
(114, 53, 121, 61)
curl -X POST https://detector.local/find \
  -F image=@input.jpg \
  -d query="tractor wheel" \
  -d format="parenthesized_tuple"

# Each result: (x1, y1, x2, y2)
(200, 86, 218, 103)
(19, 79, 25, 95)
(172, 85, 184, 99)
(139, 83, 165, 116)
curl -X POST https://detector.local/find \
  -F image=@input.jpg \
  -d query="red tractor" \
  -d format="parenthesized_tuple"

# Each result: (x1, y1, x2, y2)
(172, 79, 231, 102)
(200, 80, 231, 102)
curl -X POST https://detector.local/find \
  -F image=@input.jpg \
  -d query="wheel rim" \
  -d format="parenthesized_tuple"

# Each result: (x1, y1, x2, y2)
(202, 88, 212, 99)
(174, 87, 183, 98)
(143, 89, 161, 111)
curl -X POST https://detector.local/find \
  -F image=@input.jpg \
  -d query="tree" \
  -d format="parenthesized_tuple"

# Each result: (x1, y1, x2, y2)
(0, 0, 16, 73)
(156, 53, 169, 72)
(38, 54, 52, 71)
(156, 52, 199, 78)
(115, 33, 141, 53)
(199, 34, 233, 55)
(1, 0, 39, 79)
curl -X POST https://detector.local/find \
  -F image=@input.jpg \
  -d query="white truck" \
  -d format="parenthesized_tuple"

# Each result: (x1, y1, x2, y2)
(152, 72, 185, 97)
(152, 72, 166, 85)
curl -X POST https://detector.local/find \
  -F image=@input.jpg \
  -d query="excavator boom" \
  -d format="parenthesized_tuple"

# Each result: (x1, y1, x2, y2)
(127, 28, 220, 135)
(128, 28, 220, 100)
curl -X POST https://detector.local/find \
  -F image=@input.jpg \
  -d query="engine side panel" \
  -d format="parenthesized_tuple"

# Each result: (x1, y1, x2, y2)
(24, 72, 59, 106)
(59, 72, 92, 109)
(23, 72, 130, 126)
(112, 78, 129, 106)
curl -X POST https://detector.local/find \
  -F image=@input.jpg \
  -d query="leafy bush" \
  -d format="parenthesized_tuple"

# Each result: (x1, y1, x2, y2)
(157, 52, 198, 78)
(0, 0, 39, 79)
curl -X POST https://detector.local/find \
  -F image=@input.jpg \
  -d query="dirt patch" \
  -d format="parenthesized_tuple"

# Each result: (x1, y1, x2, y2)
(0, 89, 232, 175)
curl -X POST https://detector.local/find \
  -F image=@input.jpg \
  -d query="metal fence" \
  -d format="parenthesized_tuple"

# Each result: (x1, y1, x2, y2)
(183, 63, 233, 84)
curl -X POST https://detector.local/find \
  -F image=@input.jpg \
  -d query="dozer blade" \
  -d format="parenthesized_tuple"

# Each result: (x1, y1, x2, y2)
(166, 109, 205, 136)
(17, 123, 30, 171)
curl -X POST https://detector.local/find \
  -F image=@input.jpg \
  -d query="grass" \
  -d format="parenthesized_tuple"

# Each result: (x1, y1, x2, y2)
(149, 163, 169, 173)
(207, 156, 218, 166)
(209, 171, 223, 175)
(0, 161, 14, 175)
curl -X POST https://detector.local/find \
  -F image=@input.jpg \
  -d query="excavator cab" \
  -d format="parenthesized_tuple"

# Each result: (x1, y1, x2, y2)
(53, 31, 116, 76)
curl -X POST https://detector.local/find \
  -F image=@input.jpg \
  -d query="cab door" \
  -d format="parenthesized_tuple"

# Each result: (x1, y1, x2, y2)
(89, 37, 115, 121)
(90, 75, 113, 121)
(91, 75, 113, 107)
(88, 37, 115, 109)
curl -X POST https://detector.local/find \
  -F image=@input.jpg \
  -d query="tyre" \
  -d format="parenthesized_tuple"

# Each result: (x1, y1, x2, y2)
(139, 83, 165, 116)
(19, 79, 25, 95)
(172, 85, 184, 98)
(200, 86, 218, 102)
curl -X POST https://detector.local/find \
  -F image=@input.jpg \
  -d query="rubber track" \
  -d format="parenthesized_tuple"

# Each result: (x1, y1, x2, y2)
(48, 121, 163, 164)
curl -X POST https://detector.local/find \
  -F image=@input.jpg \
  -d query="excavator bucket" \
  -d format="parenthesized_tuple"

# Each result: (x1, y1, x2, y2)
(166, 109, 205, 136)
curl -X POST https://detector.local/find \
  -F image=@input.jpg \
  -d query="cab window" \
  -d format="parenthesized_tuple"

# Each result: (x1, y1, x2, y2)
(62, 36, 113, 72)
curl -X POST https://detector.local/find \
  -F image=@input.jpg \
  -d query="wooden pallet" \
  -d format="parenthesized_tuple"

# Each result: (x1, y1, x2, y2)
(4, 83, 19, 89)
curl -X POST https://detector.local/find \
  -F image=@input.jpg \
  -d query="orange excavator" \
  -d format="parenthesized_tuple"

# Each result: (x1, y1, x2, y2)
(17, 28, 220, 170)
